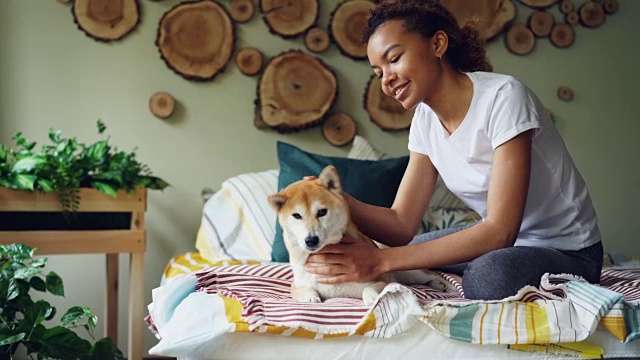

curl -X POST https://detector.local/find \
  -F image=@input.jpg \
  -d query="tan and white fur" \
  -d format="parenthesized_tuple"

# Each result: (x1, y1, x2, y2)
(268, 165, 453, 305)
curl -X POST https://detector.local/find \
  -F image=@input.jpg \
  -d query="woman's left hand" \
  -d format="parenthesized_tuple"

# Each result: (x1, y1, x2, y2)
(306, 234, 383, 284)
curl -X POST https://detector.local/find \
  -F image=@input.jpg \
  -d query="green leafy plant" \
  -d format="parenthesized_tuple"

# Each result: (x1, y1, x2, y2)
(0, 120, 169, 213)
(0, 243, 124, 359)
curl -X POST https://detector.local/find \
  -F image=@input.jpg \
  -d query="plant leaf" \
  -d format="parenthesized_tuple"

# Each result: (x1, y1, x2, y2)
(14, 174, 37, 190)
(45, 271, 64, 296)
(40, 326, 92, 358)
(12, 156, 46, 172)
(88, 337, 125, 359)
(91, 181, 117, 197)
(2, 243, 36, 262)
(0, 332, 25, 346)
(37, 179, 54, 192)
(61, 306, 93, 327)
(30, 276, 46, 292)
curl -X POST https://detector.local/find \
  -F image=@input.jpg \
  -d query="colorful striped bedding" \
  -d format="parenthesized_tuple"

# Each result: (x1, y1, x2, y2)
(153, 255, 640, 347)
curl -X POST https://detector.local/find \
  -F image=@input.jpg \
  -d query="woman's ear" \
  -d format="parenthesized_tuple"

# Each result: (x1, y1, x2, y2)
(432, 30, 449, 58)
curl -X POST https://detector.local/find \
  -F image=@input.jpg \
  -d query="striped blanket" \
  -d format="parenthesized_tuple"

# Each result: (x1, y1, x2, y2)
(187, 262, 640, 345)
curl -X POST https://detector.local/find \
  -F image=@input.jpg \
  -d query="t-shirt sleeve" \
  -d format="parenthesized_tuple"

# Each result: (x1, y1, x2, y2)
(488, 80, 543, 149)
(407, 104, 430, 155)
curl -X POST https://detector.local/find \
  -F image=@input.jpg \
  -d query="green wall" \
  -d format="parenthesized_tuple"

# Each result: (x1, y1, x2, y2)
(1, 0, 638, 355)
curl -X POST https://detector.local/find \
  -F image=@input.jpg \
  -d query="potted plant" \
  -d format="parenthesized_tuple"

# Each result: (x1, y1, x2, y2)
(0, 243, 124, 359)
(0, 120, 168, 228)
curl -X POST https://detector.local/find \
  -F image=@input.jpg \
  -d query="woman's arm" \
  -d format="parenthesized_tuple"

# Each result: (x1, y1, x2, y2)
(347, 151, 438, 246)
(308, 130, 533, 283)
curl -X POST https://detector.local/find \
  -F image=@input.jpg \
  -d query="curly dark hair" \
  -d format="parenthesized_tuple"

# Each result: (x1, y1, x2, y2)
(362, 0, 493, 73)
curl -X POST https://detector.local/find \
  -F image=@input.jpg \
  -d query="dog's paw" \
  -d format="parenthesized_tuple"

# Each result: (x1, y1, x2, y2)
(362, 287, 381, 306)
(295, 289, 322, 303)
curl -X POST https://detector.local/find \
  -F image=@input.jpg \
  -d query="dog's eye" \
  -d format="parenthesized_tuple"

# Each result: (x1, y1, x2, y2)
(317, 209, 327, 217)
(292, 213, 302, 219)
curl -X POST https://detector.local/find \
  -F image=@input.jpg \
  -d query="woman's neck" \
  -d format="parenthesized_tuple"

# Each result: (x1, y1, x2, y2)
(426, 70, 474, 135)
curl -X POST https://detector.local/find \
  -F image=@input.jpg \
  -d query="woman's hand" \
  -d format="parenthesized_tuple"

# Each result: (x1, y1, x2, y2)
(306, 234, 384, 284)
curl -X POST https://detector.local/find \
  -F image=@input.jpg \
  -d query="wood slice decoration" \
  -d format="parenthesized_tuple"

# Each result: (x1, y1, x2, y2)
(72, 0, 140, 42)
(528, 11, 554, 37)
(322, 112, 357, 147)
(236, 47, 264, 76)
(565, 12, 579, 26)
(550, 22, 574, 48)
(557, 86, 574, 101)
(579, 1, 605, 28)
(440, 0, 516, 41)
(157, 0, 235, 81)
(505, 23, 535, 55)
(305, 27, 330, 53)
(230, 0, 255, 23)
(603, 0, 619, 15)
(559, 0, 574, 14)
(149, 92, 176, 119)
(260, 0, 319, 38)
(518, 0, 560, 8)
(256, 50, 337, 132)
(329, 0, 376, 60)
(364, 76, 413, 131)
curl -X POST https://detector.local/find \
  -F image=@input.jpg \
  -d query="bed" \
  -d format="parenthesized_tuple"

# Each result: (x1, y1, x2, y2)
(146, 137, 640, 359)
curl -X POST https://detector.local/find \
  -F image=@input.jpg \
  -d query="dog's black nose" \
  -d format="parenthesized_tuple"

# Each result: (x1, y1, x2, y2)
(305, 235, 319, 248)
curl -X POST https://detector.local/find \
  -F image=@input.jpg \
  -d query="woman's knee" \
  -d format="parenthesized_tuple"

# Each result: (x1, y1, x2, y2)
(461, 249, 540, 300)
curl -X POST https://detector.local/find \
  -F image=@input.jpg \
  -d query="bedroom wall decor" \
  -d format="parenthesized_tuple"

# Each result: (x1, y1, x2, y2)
(72, 0, 140, 42)
(254, 50, 337, 132)
(304, 26, 331, 53)
(259, 0, 319, 38)
(156, 0, 235, 81)
(440, 0, 516, 41)
(322, 112, 357, 146)
(329, 0, 376, 60)
(236, 47, 264, 76)
(149, 91, 176, 119)
(557, 86, 574, 101)
(229, 0, 255, 23)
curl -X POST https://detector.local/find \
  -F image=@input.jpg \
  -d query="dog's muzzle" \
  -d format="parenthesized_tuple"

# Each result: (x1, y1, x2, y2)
(305, 235, 319, 250)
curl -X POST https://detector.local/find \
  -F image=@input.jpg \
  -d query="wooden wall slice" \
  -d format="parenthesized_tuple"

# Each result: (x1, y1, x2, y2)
(364, 76, 413, 131)
(72, 0, 140, 42)
(440, 0, 515, 41)
(505, 23, 535, 55)
(305, 27, 330, 53)
(603, 0, 619, 15)
(156, 0, 235, 81)
(559, 0, 574, 14)
(528, 11, 554, 37)
(518, 0, 560, 8)
(236, 47, 264, 76)
(550, 22, 574, 48)
(260, 0, 319, 38)
(579, 1, 605, 28)
(149, 91, 176, 119)
(329, 0, 376, 60)
(322, 112, 357, 147)
(256, 50, 337, 132)
(230, 0, 255, 23)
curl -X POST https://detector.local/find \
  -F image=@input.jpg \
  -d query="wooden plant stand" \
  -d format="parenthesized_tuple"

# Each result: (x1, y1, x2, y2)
(0, 187, 147, 360)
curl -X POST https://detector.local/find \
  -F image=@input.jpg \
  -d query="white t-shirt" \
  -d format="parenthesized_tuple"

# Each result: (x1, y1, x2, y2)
(408, 71, 600, 251)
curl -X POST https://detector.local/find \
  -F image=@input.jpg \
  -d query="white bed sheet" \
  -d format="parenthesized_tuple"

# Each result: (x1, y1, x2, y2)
(148, 276, 640, 360)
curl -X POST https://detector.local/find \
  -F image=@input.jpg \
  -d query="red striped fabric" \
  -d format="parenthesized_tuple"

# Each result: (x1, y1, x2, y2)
(194, 265, 640, 331)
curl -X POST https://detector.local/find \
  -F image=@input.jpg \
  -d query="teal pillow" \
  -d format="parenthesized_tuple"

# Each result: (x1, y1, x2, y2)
(271, 141, 409, 262)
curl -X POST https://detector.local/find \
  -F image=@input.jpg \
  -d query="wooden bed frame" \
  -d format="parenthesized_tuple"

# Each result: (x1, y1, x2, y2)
(0, 187, 147, 360)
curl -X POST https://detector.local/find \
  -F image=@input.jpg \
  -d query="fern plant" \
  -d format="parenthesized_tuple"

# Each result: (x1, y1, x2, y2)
(0, 243, 124, 359)
(0, 120, 168, 215)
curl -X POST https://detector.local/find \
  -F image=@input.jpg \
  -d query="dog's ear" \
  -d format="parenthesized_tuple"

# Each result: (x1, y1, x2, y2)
(268, 193, 287, 212)
(319, 165, 342, 194)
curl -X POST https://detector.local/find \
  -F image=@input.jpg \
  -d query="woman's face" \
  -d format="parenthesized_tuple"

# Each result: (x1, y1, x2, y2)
(367, 20, 443, 110)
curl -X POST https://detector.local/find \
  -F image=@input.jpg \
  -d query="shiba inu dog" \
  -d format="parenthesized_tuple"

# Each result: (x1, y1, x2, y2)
(268, 165, 453, 305)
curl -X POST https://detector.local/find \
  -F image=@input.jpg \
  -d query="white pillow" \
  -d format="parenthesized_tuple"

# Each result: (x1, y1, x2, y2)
(195, 169, 278, 262)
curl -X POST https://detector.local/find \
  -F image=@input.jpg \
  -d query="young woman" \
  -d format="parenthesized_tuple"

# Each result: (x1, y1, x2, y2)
(306, 0, 603, 300)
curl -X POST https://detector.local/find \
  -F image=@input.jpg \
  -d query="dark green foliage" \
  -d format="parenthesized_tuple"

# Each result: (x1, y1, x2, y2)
(0, 120, 169, 214)
(0, 243, 124, 359)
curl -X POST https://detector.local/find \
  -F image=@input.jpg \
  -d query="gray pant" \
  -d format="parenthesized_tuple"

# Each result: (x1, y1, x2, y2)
(410, 223, 603, 300)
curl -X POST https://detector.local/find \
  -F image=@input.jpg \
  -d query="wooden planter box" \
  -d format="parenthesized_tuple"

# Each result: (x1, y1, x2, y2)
(0, 187, 147, 360)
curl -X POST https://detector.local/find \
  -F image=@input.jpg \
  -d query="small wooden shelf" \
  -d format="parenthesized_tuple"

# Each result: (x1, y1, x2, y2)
(0, 187, 147, 360)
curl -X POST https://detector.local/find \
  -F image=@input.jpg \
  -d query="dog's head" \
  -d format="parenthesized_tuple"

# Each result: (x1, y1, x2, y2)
(268, 165, 349, 253)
